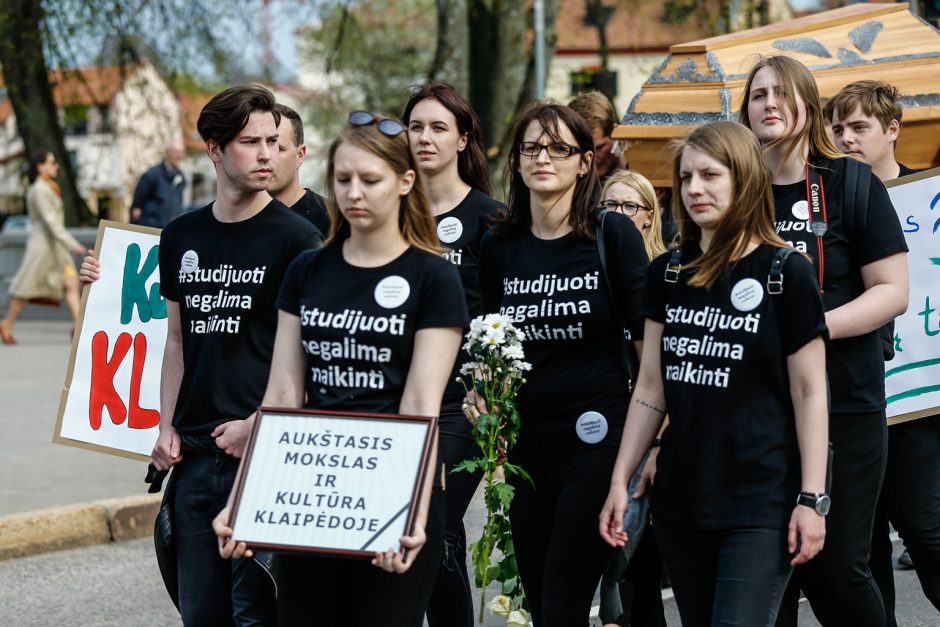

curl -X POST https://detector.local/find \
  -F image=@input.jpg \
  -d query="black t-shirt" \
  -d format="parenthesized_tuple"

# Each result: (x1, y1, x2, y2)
(478, 211, 648, 455)
(290, 189, 330, 235)
(644, 244, 827, 529)
(436, 188, 504, 415)
(158, 200, 321, 435)
(277, 243, 469, 414)
(897, 163, 920, 178)
(772, 157, 908, 414)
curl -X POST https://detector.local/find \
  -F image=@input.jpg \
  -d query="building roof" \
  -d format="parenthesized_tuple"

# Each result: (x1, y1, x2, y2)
(555, 0, 735, 53)
(0, 64, 142, 124)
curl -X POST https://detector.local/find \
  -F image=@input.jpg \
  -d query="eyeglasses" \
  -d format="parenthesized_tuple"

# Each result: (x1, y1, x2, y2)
(348, 111, 406, 137)
(600, 200, 649, 216)
(518, 141, 581, 159)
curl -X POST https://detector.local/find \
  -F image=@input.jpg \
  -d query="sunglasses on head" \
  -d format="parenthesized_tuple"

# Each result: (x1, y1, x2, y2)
(348, 111, 406, 137)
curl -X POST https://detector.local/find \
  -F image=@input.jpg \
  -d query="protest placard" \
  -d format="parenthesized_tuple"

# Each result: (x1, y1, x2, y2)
(885, 167, 940, 425)
(54, 221, 165, 459)
(230, 408, 437, 557)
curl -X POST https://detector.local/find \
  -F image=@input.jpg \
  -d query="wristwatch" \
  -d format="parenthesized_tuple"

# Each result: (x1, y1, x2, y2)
(796, 491, 831, 516)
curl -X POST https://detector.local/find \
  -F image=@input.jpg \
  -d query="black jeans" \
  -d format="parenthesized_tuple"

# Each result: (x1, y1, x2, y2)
(276, 486, 445, 627)
(776, 411, 888, 627)
(609, 519, 667, 627)
(654, 519, 793, 627)
(508, 445, 617, 627)
(871, 414, 940, 614)
(426, 413, 483, 627)
(174, 450, 277, 626)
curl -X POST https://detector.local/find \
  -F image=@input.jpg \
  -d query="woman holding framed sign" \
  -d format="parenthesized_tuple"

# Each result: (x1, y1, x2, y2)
(215, 112, 468, 626)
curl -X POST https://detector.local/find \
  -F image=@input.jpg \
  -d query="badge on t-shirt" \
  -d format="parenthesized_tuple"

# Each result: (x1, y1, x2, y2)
(437, 217, 463, 244)
(374, 275, 411, 309)
(180, 250, 199, 274)
(575, 411, 608, 444)
(791, 200, 809, 221)
(730, 278, 764, 312)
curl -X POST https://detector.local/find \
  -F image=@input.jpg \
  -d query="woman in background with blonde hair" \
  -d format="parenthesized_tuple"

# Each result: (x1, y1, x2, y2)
(601, 170, 667, 260)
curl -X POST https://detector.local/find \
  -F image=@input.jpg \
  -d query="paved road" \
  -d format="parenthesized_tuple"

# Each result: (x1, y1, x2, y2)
(2, 321, 937, 625)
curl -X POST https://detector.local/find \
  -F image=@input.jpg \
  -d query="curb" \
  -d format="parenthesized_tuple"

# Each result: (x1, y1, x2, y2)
(0, 494, 161, 561)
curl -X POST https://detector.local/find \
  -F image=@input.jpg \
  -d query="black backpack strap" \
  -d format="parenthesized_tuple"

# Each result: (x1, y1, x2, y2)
(768, 247, 796, 295)
(664, 248, 682, 283)
(596, 210, 640, 392)
(842, 157, 872, 232)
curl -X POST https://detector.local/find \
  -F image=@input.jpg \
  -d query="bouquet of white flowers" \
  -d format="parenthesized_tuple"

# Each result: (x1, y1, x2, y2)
(455, 313, 532, 624)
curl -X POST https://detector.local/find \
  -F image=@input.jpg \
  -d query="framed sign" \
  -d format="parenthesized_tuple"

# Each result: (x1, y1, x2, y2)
(230, 407, 437, 557)
(54, 220, 164, 460)
(884, 167, 940, 425)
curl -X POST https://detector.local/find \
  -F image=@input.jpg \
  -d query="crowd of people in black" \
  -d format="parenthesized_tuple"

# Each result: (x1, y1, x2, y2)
(69, 53, 937, 627)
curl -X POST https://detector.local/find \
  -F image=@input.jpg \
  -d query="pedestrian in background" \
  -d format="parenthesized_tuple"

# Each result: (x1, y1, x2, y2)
(568, 91, 626, 181)
(1, 150, 85, 345)
(602, 170, 667, 260)
(130, 141, 186, 227)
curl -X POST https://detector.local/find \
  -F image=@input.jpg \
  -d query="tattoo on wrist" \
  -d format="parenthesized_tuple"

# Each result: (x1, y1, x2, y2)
(634, 398, 666, 415)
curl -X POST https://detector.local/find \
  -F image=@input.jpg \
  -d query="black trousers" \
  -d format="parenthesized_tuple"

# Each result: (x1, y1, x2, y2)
(609, 519, 667, 627)
(508, 445, 617, 627)
(425, 413, 482, 627)
(275, 487, 445, 627)
(776, 411, 888, 627)
(655, 519, 793, 627)
(870, 414, 940, 616)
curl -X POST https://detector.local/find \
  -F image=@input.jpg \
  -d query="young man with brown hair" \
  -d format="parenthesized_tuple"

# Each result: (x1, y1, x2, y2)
(567, 90, 625, 179)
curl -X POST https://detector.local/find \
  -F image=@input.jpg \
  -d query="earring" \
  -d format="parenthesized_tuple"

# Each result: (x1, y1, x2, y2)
(644, 222, 651, 229)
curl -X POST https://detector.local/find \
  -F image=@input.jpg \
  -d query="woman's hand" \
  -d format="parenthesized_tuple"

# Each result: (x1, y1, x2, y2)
(788, 505, 826, 565)
(213, 506, 253, 560)
(371, 523, 427, 574)
(598, 485, 629, 548)
(79, 253, 100, 284)
(461, 389, 492, 424)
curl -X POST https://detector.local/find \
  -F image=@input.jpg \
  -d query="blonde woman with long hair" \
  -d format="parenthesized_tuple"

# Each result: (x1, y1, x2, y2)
(601, 170, 666, 260)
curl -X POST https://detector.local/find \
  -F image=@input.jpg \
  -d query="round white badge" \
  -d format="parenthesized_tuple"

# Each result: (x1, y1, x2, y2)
(730, 278, 764, 312)
(437, 217, 464, 244)
(575, 411, 608, 444)
(374, 275, 411, 309)
(791, 200, 809, 221)
(180, 250, 199, 274)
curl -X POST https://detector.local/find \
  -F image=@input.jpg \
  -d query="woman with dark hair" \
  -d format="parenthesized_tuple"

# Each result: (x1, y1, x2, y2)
(476, 102, 649, 626)
(600, 121, 830, 626)
(401, 82, 505, 627)
(214, 112, 468, 626)
(1, 150, 85, 344)
(740, 55, 909, 627)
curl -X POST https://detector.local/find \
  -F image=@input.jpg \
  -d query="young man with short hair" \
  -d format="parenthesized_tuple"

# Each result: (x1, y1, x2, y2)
(154, 85, 321, 625)
(827, 79, 940, 621)
(567, 90, 625, 180)
(268, 104, 330, 234)
(826, 80, 918, 181)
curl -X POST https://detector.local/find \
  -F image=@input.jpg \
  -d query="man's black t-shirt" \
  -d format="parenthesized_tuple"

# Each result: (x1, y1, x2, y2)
(436, 188, 504, 415)
(277, 243, 469, 414)
(478, 211, 648, 455)
(644, 244, 827, 529)
(290, 189, 330, 235)
(772, 157, 908, 414)
(897, 163, 919, 178)
(158, 200, 321, 435)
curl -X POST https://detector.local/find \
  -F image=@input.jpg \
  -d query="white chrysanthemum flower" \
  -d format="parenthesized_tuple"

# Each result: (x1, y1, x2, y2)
(487, 594, 512, 617)
(506, 608, 531, 627)
(501, 344, 524, 360)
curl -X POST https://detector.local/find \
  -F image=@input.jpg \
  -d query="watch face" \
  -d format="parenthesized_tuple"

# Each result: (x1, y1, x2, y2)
(816, 495, 831, 516)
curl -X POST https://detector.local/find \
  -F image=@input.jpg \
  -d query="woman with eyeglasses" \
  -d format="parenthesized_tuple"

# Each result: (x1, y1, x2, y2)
(739, 56, 909, 627)
(400, 82, 505, 627)
(214, 111, 468, 626)
(600, 121, 830, 627)
(601, 170, 667, 261)
(476, 102, 649, 626)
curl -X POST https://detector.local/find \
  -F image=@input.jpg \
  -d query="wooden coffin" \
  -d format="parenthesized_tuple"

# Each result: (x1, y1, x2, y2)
(611, 3, 940, 187)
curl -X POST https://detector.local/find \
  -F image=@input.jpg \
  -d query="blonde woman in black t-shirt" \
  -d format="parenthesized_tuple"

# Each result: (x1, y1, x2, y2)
(214, 114, 469, 627)
(600, 121, 829, 627)
(477, 103, 649, 627)
(740, 55, 909, 627)
(401, 82, 504, 627)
